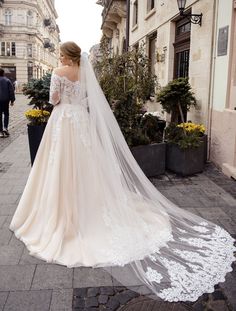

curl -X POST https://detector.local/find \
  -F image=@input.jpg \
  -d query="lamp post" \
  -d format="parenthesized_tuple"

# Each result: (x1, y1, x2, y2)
(177, 0, 202, 26)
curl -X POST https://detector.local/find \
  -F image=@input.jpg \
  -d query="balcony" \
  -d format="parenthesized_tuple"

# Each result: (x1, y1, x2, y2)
(100, 0, 126, 38)
(43, 38, 51, 48)
(43, 18, 52, 27)
(43, 39, 55, 53)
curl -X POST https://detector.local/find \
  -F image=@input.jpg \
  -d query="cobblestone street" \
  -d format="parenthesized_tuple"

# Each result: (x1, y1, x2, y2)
(0, 94, 29, 152)
(0, 95, 235, 311)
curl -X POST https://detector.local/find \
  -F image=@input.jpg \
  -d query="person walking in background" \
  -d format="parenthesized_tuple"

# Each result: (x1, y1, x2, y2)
(0, 68, 15, 137)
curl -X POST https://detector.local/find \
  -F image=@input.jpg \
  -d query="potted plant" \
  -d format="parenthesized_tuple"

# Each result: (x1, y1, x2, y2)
(25, 109, 50, 165)
(164, 122, 206, 176)
(131, 111, 166, 176)
(96, 41, 166, 177)
(22, 72, 52, 165)
(157, 77, 207, 175)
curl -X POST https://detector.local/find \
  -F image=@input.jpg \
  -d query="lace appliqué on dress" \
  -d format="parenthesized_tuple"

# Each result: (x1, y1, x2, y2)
(145, 222, 236, 302)
(48, 74, 91, 164)
(49, 74, 61, 106)
(146, 267, 163, 283)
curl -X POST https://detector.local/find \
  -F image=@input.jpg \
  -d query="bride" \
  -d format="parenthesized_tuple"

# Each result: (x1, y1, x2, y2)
(9, 41, 235, 302)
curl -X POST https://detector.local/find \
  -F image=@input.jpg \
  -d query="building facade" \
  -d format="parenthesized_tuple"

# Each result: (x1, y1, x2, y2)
(0, 0, 60, 89)
(89, 43, 102, 66)
(209, 0, 236, 178)
(97, 0, 127, 55)
(99, 0, 236, 179)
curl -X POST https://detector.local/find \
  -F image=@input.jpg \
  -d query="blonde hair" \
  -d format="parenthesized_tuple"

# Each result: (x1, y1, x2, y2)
(60, 41, 81, 66)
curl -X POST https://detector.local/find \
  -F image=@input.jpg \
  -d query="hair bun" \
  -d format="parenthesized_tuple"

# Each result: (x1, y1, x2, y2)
(60, 41, 82, 66)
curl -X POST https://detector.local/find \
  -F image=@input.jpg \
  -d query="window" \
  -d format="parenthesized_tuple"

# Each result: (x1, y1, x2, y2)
(28, 62, 33, 81)
(0, 41, 16, 56)
(6, 42, 11, 56)
(147, 0, 155, 12)
(176, 22, 191, 35)
(174, 18, 191, 78)
(133, 0, 138, 27)
(27, 44, 33, 57)
(27, 10, 33, 26)
(148, 32, 157, 75)
(173, 18, 191, 121)
(4, 9, 12, 25)
(11, 42, 15, 56)
(175, 50, 189, 78)
(1, 42, 5, 56)
(122, 38, 126, 53)
(133, 43, 139, 52)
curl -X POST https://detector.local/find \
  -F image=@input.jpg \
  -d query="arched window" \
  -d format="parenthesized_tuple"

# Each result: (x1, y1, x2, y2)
(27, 10, 33, 26)
(5, 9, 12, 26)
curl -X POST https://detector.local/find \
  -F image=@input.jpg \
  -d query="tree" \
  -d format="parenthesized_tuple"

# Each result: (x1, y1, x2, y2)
(95, 44, 159, 146)
(156, 77, 196, 123)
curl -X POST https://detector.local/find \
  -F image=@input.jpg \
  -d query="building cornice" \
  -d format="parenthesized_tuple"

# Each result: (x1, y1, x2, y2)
(2, 1, 58, 19)
(0, 1, 60, 38)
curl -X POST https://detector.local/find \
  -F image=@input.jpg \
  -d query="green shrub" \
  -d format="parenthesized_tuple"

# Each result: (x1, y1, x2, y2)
(22, 72, 53, 112)
(156, 77, 196, 123)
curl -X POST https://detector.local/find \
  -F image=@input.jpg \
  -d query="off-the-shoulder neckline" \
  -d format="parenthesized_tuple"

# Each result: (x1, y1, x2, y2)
(53, 72, 80, 84)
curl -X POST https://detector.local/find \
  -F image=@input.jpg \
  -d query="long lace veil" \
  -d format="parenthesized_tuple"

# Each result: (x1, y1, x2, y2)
(78, 52, 235, 302)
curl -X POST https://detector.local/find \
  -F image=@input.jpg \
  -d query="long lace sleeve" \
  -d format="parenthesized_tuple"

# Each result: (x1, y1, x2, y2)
(49, 73, 61, 106)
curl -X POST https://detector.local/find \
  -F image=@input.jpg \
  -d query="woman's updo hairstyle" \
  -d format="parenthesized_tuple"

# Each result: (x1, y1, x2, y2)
(60, 41, 81, 66)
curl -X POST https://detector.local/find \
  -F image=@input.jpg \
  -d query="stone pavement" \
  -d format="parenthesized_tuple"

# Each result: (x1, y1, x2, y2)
(0, 95, 235, 310)
(0, 94, 29, 152)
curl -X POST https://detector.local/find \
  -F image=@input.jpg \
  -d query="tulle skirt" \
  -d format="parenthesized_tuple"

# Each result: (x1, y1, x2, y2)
(9, 103, 172, 267)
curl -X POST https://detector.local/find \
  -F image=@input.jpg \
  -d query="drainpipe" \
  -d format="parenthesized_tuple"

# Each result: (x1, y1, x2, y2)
(207, 0, 219, 161)
(126, 0, 130, 51)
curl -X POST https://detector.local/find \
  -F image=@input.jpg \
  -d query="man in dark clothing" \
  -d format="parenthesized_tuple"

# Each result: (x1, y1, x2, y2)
(0, 68, 15, 137)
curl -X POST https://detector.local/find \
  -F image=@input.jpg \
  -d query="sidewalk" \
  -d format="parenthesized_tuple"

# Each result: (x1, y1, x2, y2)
(0, 97, 235, 311)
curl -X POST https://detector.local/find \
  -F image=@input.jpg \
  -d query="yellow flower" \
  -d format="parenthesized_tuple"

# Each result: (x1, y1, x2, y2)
(25, 109, 50, 125)
(177, 122, 205, 134)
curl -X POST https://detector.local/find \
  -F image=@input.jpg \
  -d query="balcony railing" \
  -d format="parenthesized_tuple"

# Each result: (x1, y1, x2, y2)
(43, 39, 55, 53)
(43, 38, 51, 48)
(43, 18, 52, 27)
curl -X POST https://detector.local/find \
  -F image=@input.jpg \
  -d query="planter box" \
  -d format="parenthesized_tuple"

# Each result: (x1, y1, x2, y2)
(166, 141, 205, 176)
(27, 123, 46, 165)
(131, 142, 166, 177)
(202, 134, 208, 163)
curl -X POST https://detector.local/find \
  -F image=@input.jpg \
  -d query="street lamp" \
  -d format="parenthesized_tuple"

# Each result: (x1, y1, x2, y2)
(177, 0, 202, 26)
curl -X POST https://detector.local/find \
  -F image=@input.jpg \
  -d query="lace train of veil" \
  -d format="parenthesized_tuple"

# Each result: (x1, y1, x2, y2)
(78, 53, 235, 302)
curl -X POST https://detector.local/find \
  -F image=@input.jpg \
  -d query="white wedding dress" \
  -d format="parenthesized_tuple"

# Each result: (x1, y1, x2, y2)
(10, 54, 235, 302)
